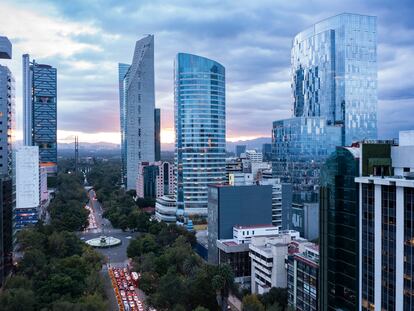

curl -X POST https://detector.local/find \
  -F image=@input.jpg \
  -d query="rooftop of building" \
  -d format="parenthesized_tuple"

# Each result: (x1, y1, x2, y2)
(234, 224, 275, 229)
(293, 13, 376, 43)
(355, 175, 414, 187)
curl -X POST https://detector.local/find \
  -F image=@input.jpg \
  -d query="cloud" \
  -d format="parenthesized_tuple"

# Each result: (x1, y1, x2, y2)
(1, 0, 413, 143)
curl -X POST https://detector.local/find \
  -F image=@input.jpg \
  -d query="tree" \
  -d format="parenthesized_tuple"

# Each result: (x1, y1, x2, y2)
(260, 287, 288, 309)
(135, 211, 150, 232)
(80, 293, 108, 310)
(0, 288, 36, 311)
(172, 305, 186, 311)
(16, 229, 46, 252)
(194, 307, 210, 311)
(212, 265, 235, 311)
(127, 234, 159, 258)
(118, 214, 129, 231)
(186, 265, 219, 311)
(267, 302, 284, 311)
(153, 269, 185, 309)
(139, 272, 158, 294)
(19, 249, 47, 277)
(242, 294, 265, 311)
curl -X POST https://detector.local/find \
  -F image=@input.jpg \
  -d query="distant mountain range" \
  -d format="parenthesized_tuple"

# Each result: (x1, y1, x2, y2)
(58, 137, 271, 152)
(226, 137, 271, 153)
(58, 142, 120, 150)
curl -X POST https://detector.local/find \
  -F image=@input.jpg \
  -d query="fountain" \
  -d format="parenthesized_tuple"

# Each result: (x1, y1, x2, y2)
(86, 235, 121, 248)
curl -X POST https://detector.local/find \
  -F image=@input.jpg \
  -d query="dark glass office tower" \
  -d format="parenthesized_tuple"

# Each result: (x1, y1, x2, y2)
(23, 54, 57, 173)
(320, 146, 360, 310)
(319, 143, 392, 311)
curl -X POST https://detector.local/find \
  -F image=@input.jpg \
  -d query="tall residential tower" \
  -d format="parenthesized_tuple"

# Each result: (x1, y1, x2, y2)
(175, 53, 226, 216)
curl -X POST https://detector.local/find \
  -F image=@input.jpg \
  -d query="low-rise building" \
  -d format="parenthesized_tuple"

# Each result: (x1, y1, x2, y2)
(249, 230, 301, 294)
(226, 158, 243, 183)
(246, 150, 263, 163)
(217, 225, 278, 287)
(287, 243, 319, 311)
(136, 161, 174, 199)
(155, 195, 177, 223)
(229, 173, 253, 186)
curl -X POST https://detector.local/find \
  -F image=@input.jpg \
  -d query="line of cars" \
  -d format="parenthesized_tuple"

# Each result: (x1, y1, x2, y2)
(84, 204, 97, 230)
(111, 267, 144, 311)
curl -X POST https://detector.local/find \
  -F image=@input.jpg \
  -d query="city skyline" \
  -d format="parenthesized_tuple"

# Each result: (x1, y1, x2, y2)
(0, 0, 413, 145)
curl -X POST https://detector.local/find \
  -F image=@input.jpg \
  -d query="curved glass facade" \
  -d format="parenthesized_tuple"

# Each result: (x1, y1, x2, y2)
(292, 13, 377, 145)
(273, 13, 378, 203)
(174, 53, 226, 216)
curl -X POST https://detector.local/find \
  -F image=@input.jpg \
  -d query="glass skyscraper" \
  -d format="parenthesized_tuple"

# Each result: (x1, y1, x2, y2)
(292, 13, 377, 145)
(273, 13, 378, 202)
(174, 53, 226, 216)
(319, 146, 360, 311)
(124, 35, 155, 190)
(118, 63, 130, 185)
(22, 54, 57, 173)
(273, 117, 342, 202)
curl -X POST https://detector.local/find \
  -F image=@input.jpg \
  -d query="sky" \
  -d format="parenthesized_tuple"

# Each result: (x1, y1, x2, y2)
(0, 0, 413, 145)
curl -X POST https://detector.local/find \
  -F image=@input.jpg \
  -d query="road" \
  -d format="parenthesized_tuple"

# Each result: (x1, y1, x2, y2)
(78, 189, 139, 265)
(78, 188, 147, 310)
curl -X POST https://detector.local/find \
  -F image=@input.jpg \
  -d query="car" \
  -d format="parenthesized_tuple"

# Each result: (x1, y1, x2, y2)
(129, 285, 134, 291)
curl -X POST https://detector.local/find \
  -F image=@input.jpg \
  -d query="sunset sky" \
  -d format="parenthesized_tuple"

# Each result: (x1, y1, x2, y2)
(0, 0, 413, 145)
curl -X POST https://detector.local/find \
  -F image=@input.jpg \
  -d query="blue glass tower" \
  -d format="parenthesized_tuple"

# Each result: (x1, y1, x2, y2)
(32, 62, 57, 171)
(118, 63, 130, 184)
(273, 13, 378, 202)
(174, 53, 226, 216)
(291, 13, 377, 145)
(23, 54, 57, 173)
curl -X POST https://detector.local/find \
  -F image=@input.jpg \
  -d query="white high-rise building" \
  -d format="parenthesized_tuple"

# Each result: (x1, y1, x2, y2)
(125, 35, 155, 190)
(15, 146, 40, 229)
